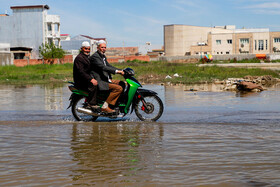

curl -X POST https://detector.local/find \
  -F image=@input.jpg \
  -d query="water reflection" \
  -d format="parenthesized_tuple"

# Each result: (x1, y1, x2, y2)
(69, 122, 164, 185)
(0, 84, 66, 111)
(0, 83, 280, 186)
(44, 84, 64, 110)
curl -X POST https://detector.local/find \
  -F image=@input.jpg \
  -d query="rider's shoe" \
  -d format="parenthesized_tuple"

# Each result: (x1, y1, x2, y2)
(101, 107, 116, 113)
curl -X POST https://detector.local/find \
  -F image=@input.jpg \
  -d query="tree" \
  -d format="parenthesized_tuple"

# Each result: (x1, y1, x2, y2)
(39, 42, 66, 64)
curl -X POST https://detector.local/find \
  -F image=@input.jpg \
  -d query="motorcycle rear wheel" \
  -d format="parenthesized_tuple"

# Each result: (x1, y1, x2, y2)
(72, 97, 98, 121)
(135, 95, 163, 121)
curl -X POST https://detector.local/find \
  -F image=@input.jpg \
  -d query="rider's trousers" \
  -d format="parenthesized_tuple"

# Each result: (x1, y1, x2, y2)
(106, 79, 123, 106)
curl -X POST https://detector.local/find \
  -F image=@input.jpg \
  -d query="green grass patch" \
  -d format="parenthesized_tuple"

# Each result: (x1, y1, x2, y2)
(0, 61, 280, 85)
(0, 63, 73, 84)
(113, 61, 280, 84)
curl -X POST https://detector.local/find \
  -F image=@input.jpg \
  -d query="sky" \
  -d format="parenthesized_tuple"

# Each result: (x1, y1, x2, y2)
(1, 0, 280, 47)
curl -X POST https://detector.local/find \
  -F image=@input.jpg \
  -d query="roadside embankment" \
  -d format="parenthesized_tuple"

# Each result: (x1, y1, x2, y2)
(198, 63, 280, 70)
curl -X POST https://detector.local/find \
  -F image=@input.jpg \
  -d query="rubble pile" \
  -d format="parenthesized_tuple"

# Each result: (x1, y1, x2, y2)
(217, 75, 280, 92)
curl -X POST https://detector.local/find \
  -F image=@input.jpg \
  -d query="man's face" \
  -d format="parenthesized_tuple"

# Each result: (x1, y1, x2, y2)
(98, 43, 107, 54)
(82, 46, 90, 55)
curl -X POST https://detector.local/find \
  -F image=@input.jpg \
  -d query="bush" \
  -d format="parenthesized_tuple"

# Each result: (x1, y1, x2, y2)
(39, 43, 66, 64)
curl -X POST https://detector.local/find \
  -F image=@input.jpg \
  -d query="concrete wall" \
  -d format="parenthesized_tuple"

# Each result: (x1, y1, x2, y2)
(13, 55, 73, 66)
(270, 32, 280, 52)
(252, 32, 270, 54)
(164, 25, 215, 56)
(267, 54, 280, 60)
(212, 33, 233, 55)
(0, 53, 12, 66)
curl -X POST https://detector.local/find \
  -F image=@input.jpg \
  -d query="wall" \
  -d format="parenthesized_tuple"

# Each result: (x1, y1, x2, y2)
(124, 55, 150, 62)
(252, 32, 270, 54)
(211, 33, 233, 55)
(270, 32, 280, 52)
(107, 56, 150, 63)
(267, 54, 280, 60)
(13, 55, 73, 66)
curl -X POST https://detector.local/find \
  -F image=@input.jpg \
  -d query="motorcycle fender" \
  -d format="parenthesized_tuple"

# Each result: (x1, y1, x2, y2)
(130, 89, 158, 114)
(137, 88, 158, 97)
(67, 93, 82, 109)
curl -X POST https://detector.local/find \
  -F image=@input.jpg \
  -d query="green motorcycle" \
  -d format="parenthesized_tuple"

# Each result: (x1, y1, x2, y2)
(68, 68, 164, 121)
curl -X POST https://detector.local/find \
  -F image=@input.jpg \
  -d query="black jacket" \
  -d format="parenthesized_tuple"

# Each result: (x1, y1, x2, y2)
(89, 51, 118, 91)
(73, 52, 93, 90)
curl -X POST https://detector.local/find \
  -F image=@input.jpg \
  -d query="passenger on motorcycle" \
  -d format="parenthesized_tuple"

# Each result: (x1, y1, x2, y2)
(73, 41, 99, 110)
(89, 40, 124, 114)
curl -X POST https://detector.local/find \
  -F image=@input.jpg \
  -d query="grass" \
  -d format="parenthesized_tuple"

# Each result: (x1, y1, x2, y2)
(0, 61, 280, 85)
(0, 63, 73, 84)
(114, 61, 280, 84)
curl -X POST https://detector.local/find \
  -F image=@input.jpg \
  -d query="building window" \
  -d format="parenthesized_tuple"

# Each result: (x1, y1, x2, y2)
(217, 52, 219, 54)
(47, 24, 52, 31)
(226, 51, 230, 54)
(240, 38, 249, 44)
(227, 39, 232, 44)
(274, 38, 280, 43)
(258, 40, 264, 50)
(266, 40, 268, 50)
(216, 40, 221, 45)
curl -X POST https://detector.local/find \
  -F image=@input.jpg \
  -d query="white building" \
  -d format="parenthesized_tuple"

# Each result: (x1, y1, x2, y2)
(164, 24, 280, 56)
(61, 35, 107, 55)
(0, 5, 60, 59)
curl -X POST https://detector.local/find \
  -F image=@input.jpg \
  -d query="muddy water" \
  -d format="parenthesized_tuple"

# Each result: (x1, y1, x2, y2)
(0, 83, 280, 186)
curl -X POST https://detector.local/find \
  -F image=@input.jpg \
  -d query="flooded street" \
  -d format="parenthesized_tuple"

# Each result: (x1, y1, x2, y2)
(0, 83, 280, 186)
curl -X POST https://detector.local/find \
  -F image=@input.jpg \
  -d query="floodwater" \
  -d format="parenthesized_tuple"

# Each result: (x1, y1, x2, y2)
(0, 83, 280, 186)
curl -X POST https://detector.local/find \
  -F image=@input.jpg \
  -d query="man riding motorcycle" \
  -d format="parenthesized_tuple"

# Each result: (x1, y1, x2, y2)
(73, 41, 99, 110)
(89, 40, 124, 114)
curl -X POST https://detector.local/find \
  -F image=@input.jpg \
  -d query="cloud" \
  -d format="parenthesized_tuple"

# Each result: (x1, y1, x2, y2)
(245, 2, 280, 9)
(174, 0, 201, 8)
(240, 1, 280, 14)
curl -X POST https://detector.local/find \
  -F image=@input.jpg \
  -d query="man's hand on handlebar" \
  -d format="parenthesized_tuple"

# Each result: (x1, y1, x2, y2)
(116, 70, 125, 76)
(91, 78, 98, 86)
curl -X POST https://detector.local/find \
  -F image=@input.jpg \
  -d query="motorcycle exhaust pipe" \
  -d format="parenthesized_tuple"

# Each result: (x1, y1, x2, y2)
(77, 107, 98, 116)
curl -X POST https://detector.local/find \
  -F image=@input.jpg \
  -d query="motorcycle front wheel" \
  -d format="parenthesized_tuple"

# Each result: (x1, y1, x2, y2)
(135, 95, 164, 121)
(72, 96, 98, 121)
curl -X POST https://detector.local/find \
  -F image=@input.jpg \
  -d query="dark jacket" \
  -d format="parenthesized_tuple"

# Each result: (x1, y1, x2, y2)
(73, 52, 93, 90)
(89, 51, 118, 91)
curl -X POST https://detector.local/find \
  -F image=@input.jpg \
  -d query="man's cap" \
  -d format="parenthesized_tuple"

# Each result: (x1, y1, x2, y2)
(97, 40, 106, 46)
(81, 41, 90, 47)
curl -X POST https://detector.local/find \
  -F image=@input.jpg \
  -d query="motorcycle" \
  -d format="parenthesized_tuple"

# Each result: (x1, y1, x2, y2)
(67, 68, 164, 121)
